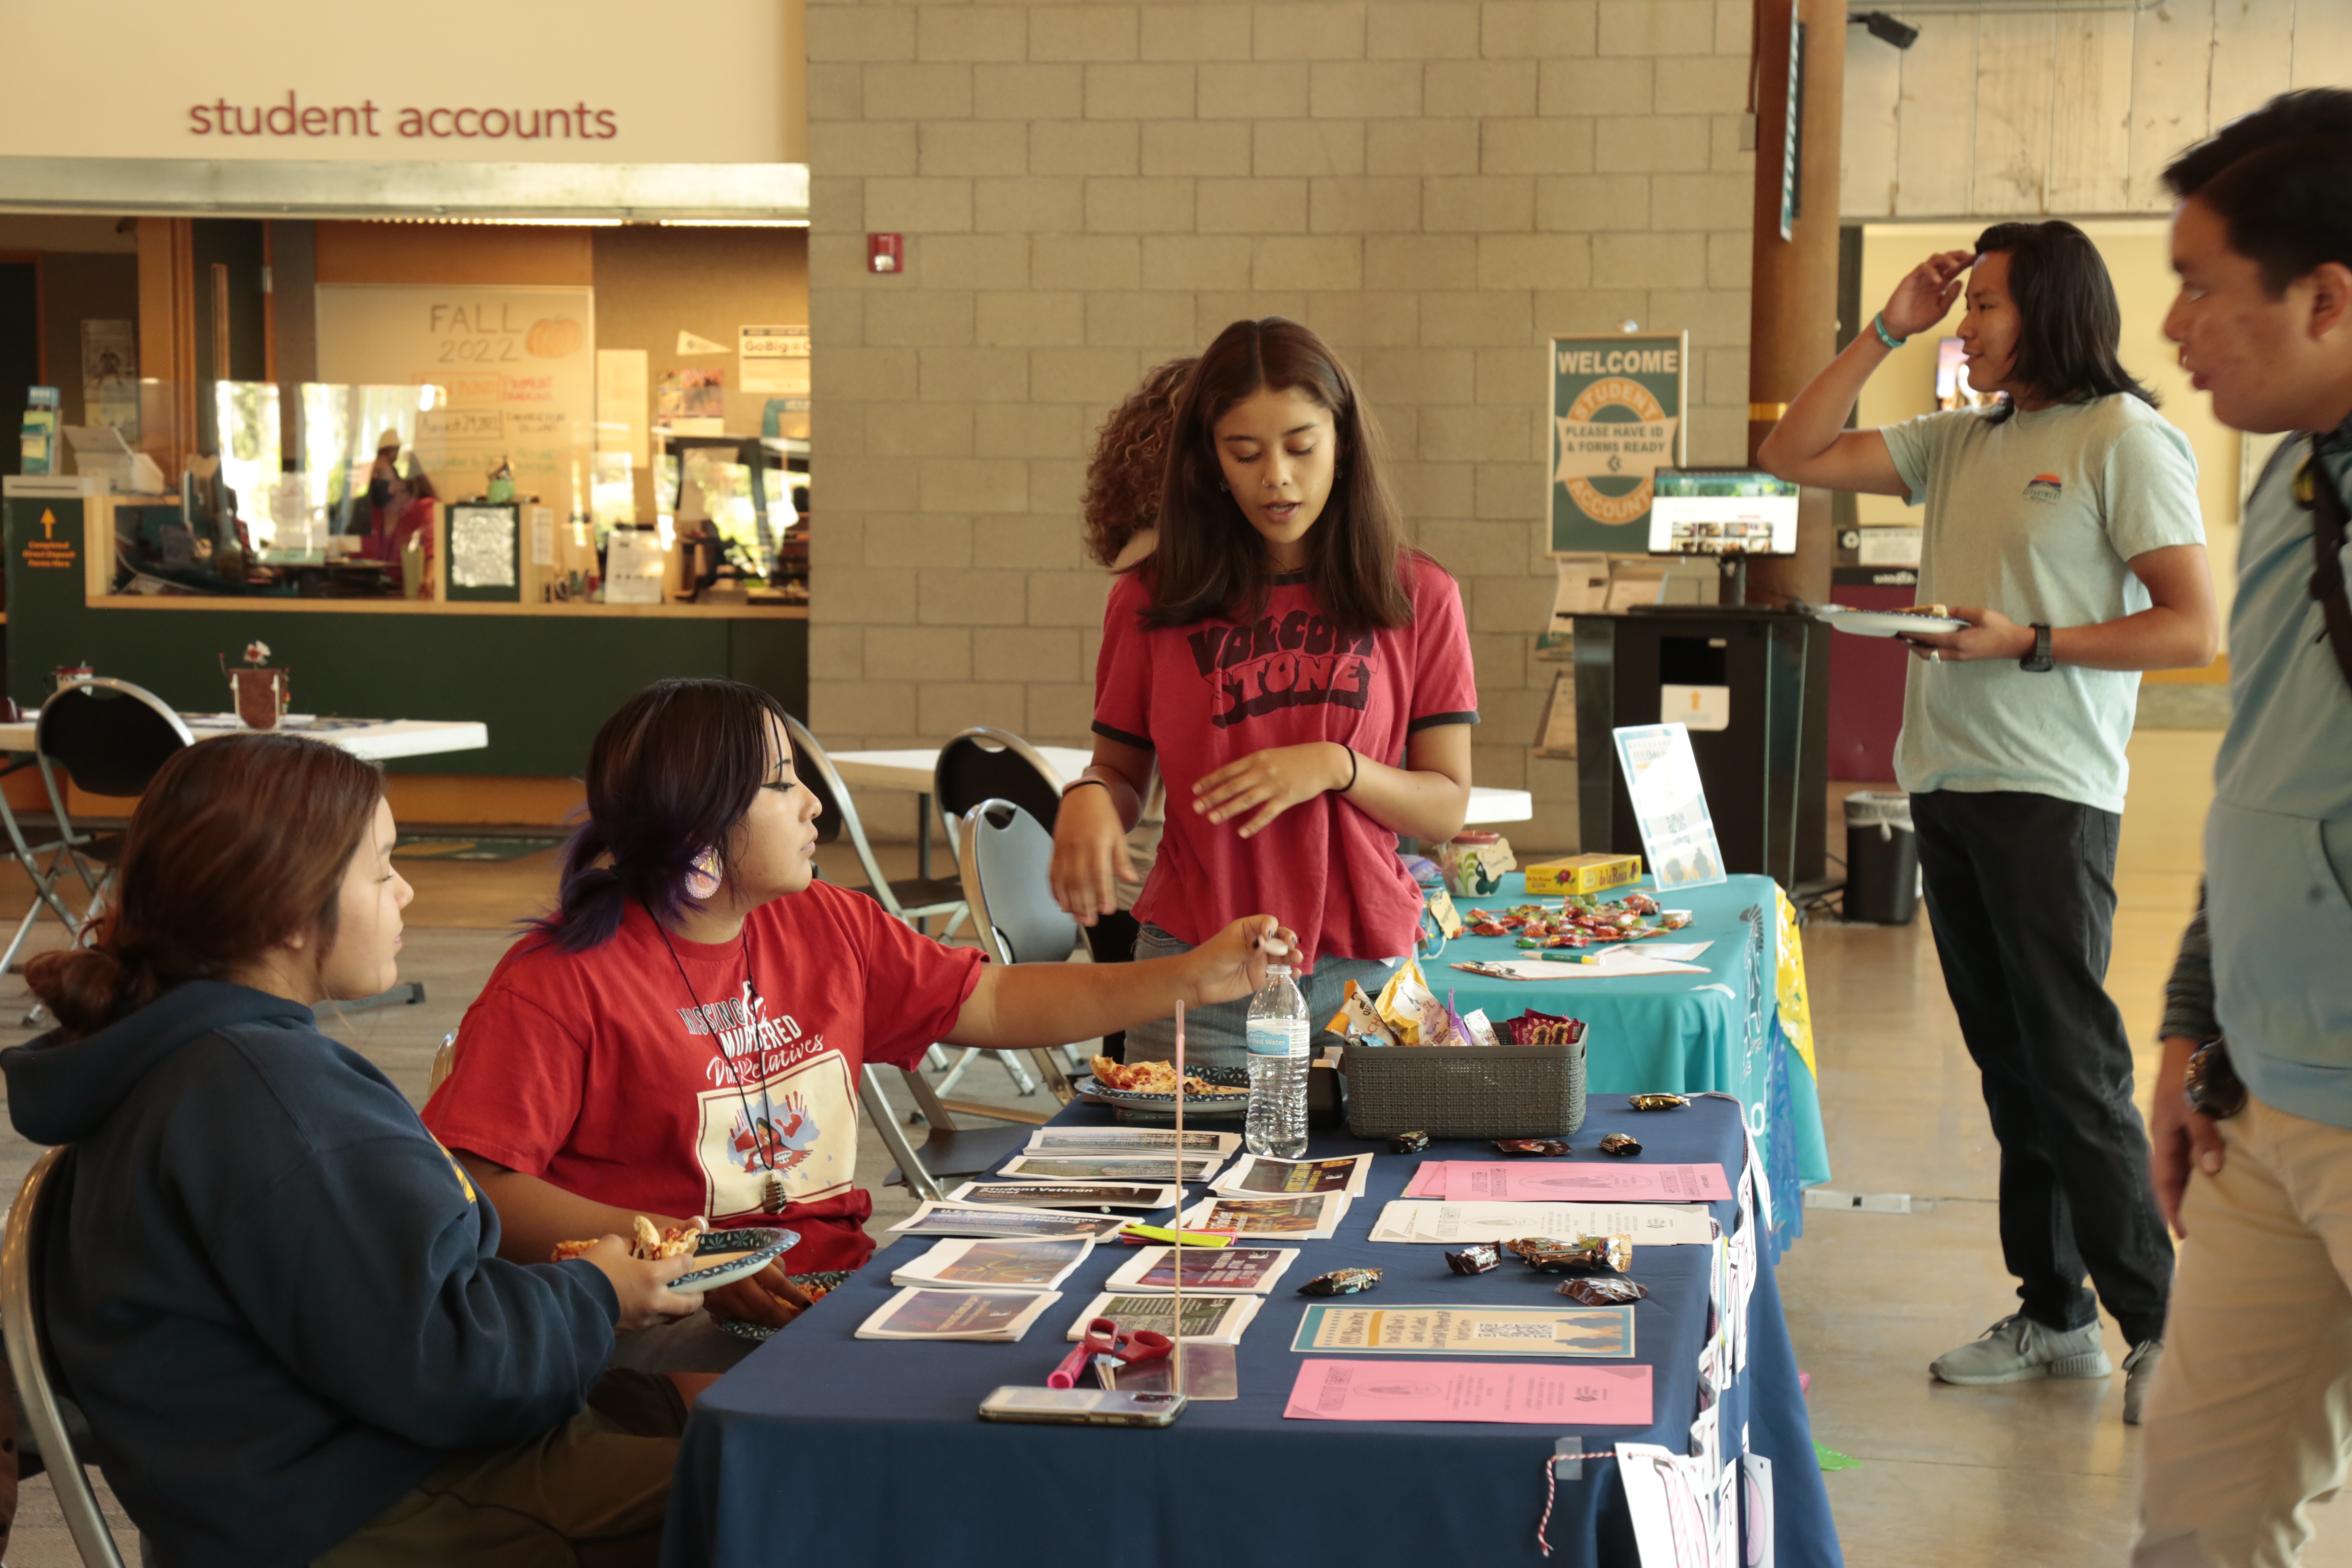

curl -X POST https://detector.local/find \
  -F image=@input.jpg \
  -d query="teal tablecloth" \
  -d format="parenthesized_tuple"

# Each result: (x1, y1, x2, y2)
(1428, 871, 1830, 1252)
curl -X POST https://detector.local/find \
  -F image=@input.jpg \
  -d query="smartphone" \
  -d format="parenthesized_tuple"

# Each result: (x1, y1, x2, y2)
(978, 1386, 1187, 1427)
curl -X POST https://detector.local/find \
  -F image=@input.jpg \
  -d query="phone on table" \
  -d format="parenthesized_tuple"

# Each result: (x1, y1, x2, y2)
(978, 1386, 1187, 1427)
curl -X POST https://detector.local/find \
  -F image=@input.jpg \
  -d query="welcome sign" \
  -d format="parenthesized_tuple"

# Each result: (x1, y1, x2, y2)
(1548, 333, 1688, 554)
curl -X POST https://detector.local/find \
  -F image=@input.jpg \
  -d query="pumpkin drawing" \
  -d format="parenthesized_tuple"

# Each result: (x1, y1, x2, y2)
(525, 316, 583, 358)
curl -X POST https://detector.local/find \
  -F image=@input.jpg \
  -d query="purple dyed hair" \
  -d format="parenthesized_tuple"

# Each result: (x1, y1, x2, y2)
(535, 678, 795, 951)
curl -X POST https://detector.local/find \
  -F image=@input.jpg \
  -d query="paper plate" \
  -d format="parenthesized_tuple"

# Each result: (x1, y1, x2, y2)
(1816, 608, 1966, 639)
(671, 1227, 798, 1290)
(717, 1270, 851, 1343)
(1075, 1067, 1253, 1120)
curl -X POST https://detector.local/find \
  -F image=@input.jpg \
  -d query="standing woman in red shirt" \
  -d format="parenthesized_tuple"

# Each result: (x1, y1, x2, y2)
(1051, 317, 1479, 1067)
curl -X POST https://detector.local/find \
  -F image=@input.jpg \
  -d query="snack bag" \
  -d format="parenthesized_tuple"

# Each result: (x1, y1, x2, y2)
(1460, 1006, 1500, 1049)
(1373, 959, 1467, 1048)
(1327, 979, 1402, 1048)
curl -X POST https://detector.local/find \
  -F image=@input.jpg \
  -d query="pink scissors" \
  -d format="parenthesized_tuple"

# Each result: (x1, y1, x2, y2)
(1047, 1317, 1175, 1389)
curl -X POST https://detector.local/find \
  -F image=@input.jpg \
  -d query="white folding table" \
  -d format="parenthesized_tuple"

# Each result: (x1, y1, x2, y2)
(826, 744, 1535, 882)
(0, 713, 491, 1009)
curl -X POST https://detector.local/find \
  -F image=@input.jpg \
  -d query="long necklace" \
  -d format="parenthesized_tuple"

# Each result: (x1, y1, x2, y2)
(654, 906, 786, 1215)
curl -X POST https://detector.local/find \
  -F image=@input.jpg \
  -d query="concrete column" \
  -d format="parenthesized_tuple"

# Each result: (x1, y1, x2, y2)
(1745, 0, 1845, 609)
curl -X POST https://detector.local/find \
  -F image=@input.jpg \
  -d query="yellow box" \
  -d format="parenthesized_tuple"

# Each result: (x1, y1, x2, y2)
(1523, 853, 1643, 897)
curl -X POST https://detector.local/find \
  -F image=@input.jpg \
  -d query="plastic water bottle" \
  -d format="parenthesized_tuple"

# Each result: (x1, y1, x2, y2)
(1244, 965, 1312, 1158)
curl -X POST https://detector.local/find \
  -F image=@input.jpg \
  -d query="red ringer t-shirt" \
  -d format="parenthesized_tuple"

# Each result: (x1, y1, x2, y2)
(1092, 554, 1479, 971)
(421, 883, 984, 1273)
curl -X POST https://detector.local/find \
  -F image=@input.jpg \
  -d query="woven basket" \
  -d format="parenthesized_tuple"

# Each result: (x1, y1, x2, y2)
(1336, 1040, 1587, 1140)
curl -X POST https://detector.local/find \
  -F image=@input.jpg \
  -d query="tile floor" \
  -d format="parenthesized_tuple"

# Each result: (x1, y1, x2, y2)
(3, 730, 2348, 1564)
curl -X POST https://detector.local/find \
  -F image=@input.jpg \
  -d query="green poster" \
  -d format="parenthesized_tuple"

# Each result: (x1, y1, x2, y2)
(1547, 332, 1688, 555)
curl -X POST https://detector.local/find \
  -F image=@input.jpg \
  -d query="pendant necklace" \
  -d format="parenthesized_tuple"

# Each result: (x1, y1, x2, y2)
(655, 906, 786, 1215)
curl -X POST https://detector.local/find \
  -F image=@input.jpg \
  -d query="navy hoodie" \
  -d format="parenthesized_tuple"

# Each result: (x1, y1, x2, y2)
(2, 980, 622, 1568)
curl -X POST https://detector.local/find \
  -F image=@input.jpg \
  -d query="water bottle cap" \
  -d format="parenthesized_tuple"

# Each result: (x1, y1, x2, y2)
(1266, 963, 1292, 977)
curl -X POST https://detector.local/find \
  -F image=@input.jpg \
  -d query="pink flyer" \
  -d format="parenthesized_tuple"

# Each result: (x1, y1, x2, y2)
(1283, 1359, 1654, 1425)
(1410, 1161, 1732, 1203)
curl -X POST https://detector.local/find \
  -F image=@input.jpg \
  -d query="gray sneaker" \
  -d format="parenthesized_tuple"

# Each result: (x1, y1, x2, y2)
(2122, 1339, 2160, 1424)
(1930, 1313, 2112, 1384)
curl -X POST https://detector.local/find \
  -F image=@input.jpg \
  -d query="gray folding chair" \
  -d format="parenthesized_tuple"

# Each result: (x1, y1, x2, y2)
(2, 1146, 136, 1568)
(928, 727, 1068, 1097)
(874, 799, 1091, 1197)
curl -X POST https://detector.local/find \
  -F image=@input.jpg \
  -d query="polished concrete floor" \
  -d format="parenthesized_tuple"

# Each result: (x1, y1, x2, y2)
(2, 729, 2347, 1564)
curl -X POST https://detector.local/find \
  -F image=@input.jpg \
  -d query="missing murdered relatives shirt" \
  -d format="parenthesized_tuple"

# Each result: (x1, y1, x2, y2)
(1091, 555, 1479, 970)
(422, 886, 982, 1272)
(1880, 395, 2205, 814)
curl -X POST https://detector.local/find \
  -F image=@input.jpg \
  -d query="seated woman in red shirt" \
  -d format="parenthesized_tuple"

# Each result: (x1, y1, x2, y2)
(423, 677, 1291, 1370)
(1049, 316, 1477, 1067)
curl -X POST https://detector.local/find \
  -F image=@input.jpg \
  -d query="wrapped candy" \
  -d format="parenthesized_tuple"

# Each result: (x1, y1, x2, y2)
(1445, 1243, 1501, 1275)
(1492, 1138, 1571, 1157)
(1598, 1133, 1643, 1157)
(1520, 1234, 1633, 1275)
(1389, 1130, 1431, 1154)
(1507, 1010, 1586, 1047)
(1659, 911, 1694, 931)
(1558, 1276, 1649, 1305)
(1628, 1093, 1690, 1111)
(1299, 1267, 1381, 1296)
(1621, 893, 1659, 916)
(1504, 1236, 1574, 1261)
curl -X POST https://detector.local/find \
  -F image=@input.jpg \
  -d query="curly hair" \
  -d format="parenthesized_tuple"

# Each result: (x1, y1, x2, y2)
(1081, 357, 1196, 568)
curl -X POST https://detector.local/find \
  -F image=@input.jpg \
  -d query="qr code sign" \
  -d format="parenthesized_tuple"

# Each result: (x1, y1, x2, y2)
(1472, 1322, 1557, 1339)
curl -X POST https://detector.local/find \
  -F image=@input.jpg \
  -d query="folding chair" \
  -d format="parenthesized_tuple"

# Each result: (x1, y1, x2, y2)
(928, 728, 1069, 1096)
(16, 681, 192, 1028)
(2, 1146, 136, 1568)
(780, 715, 967, 933)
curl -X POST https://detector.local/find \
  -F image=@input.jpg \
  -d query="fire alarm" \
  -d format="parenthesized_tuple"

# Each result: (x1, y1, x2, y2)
(868, 234, 904, 274)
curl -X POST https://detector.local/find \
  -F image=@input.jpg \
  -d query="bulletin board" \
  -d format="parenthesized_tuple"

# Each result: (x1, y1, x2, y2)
(316, 284, 595, 559)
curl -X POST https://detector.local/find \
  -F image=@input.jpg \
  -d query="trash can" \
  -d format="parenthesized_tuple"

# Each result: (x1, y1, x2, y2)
(1842, 791, 1919, 925)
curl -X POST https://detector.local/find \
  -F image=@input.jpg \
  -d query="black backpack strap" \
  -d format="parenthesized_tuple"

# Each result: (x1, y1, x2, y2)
(2298, 437, 2352, 693)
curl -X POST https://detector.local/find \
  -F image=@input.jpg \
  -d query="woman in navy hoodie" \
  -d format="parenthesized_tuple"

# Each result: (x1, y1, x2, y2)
(3, 733, 709, 1567)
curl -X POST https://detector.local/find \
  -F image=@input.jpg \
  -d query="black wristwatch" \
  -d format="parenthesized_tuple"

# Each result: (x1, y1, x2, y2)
(2020, 623, 2054, 673)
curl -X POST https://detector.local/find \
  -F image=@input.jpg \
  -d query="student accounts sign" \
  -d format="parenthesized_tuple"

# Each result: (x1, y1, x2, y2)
(1549, 334, 1688, 555)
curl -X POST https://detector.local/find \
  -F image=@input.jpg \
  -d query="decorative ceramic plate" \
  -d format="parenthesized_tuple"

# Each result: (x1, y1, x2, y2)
(671, 1227, 798, 1290)
(1816, 608, 1966, 639)
(1074, 1065, 1254, 1119)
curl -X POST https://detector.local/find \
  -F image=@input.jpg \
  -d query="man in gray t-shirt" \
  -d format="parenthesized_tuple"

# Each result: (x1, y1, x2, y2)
(1761, 221, 2218, 1426)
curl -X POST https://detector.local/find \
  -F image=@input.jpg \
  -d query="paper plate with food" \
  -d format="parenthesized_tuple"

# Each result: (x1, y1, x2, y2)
(550, 1215, 798, 1292)
(1814, 602, 1967, 639)
(1077, 1056, 1254, 1117)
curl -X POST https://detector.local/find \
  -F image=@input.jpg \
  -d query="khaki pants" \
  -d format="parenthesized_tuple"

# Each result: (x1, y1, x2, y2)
(2135, 1097, 2352, 1567)
(313, 1371, 687, 1568)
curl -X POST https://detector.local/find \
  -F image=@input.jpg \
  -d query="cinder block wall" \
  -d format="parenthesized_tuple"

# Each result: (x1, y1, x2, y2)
(805, 0, 1757, 851)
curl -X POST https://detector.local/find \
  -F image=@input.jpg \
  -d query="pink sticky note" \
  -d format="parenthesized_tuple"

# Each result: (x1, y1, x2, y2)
(1283, 1359, 1654, 1425)
(1445, 1162, 1733, 1203)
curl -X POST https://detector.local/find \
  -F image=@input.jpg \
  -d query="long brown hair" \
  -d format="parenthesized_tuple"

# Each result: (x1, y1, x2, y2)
(1149, 318, 1413, 632)
(1081, 356, 1195, 568)
(27, 734, 384, 1039)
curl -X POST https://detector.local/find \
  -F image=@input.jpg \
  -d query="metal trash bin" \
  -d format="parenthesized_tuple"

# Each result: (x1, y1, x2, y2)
(1842, 791, 1919, 925)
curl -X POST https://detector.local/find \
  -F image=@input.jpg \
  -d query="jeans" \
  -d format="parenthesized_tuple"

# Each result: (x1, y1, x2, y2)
(1122, 924, 1403, 1071)
(1911, 788, 2171, 1346)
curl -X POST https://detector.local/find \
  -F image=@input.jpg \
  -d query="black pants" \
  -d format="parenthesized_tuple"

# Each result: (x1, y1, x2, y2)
(1083, 911, 1141, 1062)
(1911, 788, 2171, 1346)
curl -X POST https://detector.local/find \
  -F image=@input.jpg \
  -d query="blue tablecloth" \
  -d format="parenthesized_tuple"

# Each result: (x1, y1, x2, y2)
(1437, 873, 1830, 1252)
(664, 1094, 1841, 1568)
